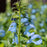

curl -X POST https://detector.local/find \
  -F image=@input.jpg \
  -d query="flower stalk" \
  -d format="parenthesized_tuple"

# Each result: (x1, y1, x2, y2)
(18, 9, 21, 47)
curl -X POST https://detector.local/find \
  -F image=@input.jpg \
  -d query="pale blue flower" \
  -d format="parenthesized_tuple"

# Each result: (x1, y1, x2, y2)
(32, 39, 42, 45)
(24, 24, 35, 35)
(40, 11, 43, 14)
(39, 21, 44, 27)
(40, 5, 47, 14)
(21, 18, 28, 23)
(39, 23, 44, 27)
(26, 32, 35, 37)
(32, 9, 36, 14)
(31, 34, 41, 40)
(17, 14, 23, 17)
(41, 5, 47, 11)
(12, 33, 18, 44)
(39, 29, 45, 32)
(26, 13, 28, 18)
(24, 22, 29, 26)
(27, 39, 33, 44)
(8, 22, 17, 33)
(0, 30, 5, 37)
(7, 13, 11, 16)
(25, 46, 27, 47)
(20, 14, 23, 17)
(27, 34, 42, 45)
(31, 19, 34, 24)
(28, 4, 32, 8)
(31, 15, 36, 20)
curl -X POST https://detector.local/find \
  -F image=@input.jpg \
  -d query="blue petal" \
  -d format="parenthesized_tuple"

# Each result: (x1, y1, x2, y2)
(32, 39, 42, 45)
(31, 15, 36, 20)
(24, 22, 29, 26)
(27, 39, 33, 44)
(0, 30, 5, 37)
(27, 32, 35, 37)
(32, 9, 36, 14)
(12, 33, 18, 44)
(24, 24, 35, 35)
(21, 18, 28, 23)
(8, 22, 17, 33)
(20, 14, 23, 17)
(28, 4, 32, 8)
(10, 22, 17, 27)
(31, 34, 41, 40)
(27, 34, 42, 45)
(39, 29, 45, 32)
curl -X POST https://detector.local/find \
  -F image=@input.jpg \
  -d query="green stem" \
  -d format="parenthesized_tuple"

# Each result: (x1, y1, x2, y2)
(18, 9, 21, 47)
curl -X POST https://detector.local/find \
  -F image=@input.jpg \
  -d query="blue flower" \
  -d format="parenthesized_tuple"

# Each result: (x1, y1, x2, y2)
(27, 34, 42, 45)
(32, 39, 42, 45)
(39, 21, 44, 27)
(7, 13, 11, 16)
(24, 24, 35, 35)
(39, 29, 45, 32)
(12, 33, 18, 44)
(31, 15, 36, 20)
(31, 34, 41, 40)
(17, 14, 23, 17)
(20, 14, 23, 17)
(32, 9, 36, 14)
(25, 46, 27, 47)
(40, 5, 47, 14)
(24, 22, 29, 26)
(0, 30, 5, 37)
(21, 18, 28, 23)
(27, 39, 33, 44)
(26, 32, 35, 37)
(31, 19, 34, 24)
(28, 4, 32, 8)
(26, 13, 29, 18)
(8, 22, 17, 33)
(41, 5, 47, 11)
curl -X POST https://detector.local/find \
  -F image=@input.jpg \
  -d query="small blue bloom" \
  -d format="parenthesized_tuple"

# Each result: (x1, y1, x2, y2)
(24, 22, 29, 26)
(7, 13, 11, 16)
(39, 29, 45, 32)
(40, 11, 43, 14)
(24, 24, 35, 35)
(41, 5, 47, 11)
(21, 18, 28, 23)
(8, 22, 17, 33)
(20, 14, 23, 17)
(31, 19, 34, 24)
(39, 23, 44, 27)
(32, 39, 42, 45)
(17, 14, 23, 17)
(28, 4, 32, 8)
(26, 13, 29, 18)
(27, 34, 42, 45)
(0, 30, 5, 37)
(31, 15, 36, 20)
(12, 33, 18, 44)
(25, 46, 27, 47)
(32, 9, 36, 14)
(26, 32, 35, 37)
(40, 5, 47, 14)
(31, 34, 41, 40)
(27, 39, 33, 44)
(39, 21, 44, 27)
